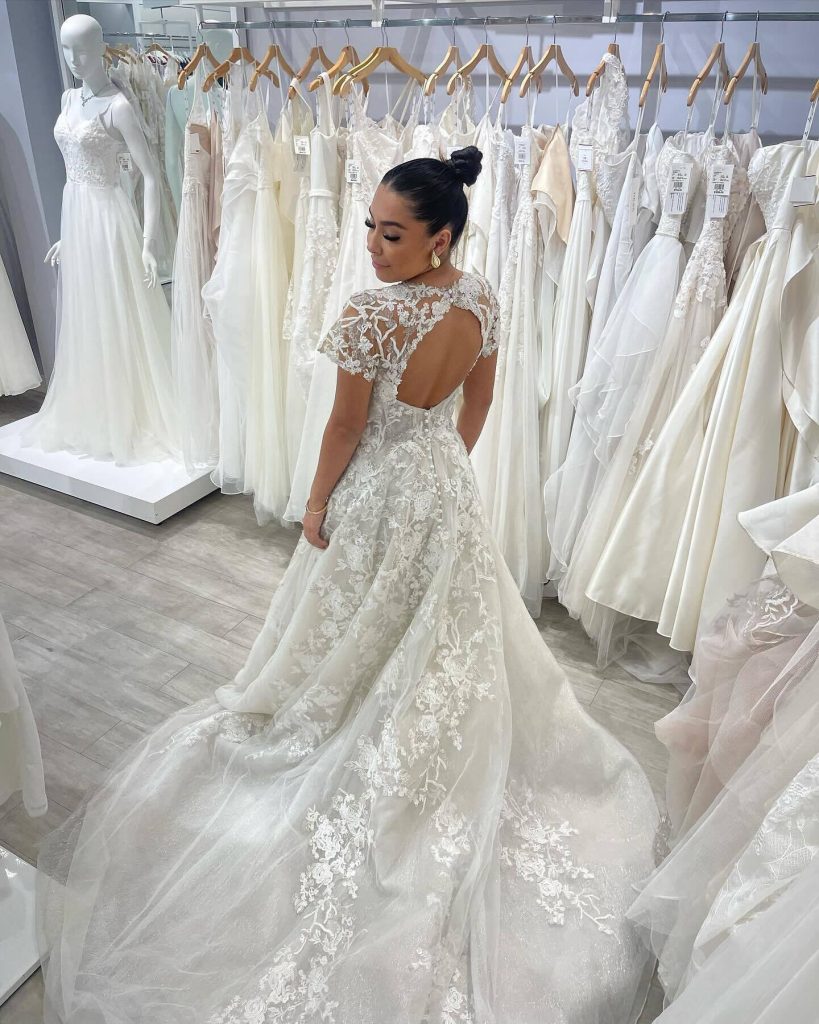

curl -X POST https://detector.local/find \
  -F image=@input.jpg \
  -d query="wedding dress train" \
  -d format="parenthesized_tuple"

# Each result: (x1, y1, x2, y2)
(37, 274, 659, 1024)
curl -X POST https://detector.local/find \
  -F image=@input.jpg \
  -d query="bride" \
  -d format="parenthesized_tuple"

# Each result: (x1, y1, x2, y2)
(37, 146, 660, 1024)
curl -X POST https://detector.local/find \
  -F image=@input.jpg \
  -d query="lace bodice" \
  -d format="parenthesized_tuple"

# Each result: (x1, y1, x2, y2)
(570, 52, 629, 202)
(317, 273, 499, 434)
(54, 91, 127, 188)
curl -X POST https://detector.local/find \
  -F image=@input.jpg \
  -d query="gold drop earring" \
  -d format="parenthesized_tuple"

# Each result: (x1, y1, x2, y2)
(430, 251, 441, 269)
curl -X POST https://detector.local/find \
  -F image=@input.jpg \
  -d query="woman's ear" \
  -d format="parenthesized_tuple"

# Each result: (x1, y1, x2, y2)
(434, 228, 452, 255)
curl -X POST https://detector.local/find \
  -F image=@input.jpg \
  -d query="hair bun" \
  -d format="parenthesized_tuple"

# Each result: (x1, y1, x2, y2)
(445, 145, 483, 187)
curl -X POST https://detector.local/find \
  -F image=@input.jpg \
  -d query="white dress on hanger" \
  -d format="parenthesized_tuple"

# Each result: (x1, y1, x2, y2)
(548, 122, 692, 581)
(283, 74, 343, 480)
(22, 88, 178, 464)
(472, 119, 573, 616)
(202, 87, 290, 524)
(483, 107, 516, 295)
(561, 131, 751, 662)
(36, 274, 660, 1024)
(539, 53, 629, 531)
(284, 83, 422, 523)
(0, 251, 40, 396)
(171, 74, 219, 473)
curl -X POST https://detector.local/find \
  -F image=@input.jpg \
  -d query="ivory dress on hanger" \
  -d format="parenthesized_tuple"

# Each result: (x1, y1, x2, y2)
(171, 70, 219, 473)
(37, 273, 660, 1024)
(22, 88, 178, 464)
(0, 250, 40, 397)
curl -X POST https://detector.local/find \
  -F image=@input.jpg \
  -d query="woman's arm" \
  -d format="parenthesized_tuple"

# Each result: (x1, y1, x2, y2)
(457, 349, 497, 454)
(302, 368, 374, 549)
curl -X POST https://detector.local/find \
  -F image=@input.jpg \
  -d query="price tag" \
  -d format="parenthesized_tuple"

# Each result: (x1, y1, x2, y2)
(575, 144, 594, 172)
(665, 162, 692, 216)
(514, 135, 531, 167)
(628, 176, 641, 224)
(293, 134, 311, 156)
(345, 158, 361, 184)
(189, 134, 202, 156)
(117, 151, 133, 173)
(790, 175, 817, 206)
(705, 163, 734, 219)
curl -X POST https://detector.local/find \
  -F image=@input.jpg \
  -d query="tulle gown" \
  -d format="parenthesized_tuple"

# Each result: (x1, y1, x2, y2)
(22, 88, 178, 464)
(171, 75, 219, 473)
(0, 250, 40, 396)
(202, 88, 290, 524)
(37, 274, 660, 1024)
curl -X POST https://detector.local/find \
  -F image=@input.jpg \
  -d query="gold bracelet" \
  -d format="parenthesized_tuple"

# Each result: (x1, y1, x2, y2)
(305, 497, 329, 515)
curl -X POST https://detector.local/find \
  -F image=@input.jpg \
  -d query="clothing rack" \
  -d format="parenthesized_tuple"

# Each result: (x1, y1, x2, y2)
(197, 10, 819, 31)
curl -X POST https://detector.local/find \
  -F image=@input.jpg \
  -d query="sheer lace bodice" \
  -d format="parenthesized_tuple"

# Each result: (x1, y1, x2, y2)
(654, 135, 701, 238)
(54, 93, 126, 188)
(569, 53, 629, 201)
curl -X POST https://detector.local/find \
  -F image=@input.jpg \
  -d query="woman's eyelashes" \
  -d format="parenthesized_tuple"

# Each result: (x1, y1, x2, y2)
(364, 218, 400, 242)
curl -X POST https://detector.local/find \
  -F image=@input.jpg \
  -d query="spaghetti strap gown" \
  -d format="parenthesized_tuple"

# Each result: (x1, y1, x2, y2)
(37, 273, 660, 1024)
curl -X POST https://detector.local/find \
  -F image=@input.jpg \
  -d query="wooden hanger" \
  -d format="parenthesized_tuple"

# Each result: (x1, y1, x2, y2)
(177, 43, 218, 89)
(811, 79, 819, 103)
(250, 44, 297, 92)
(687, 20, 731, 107)
(446, 42, 509, 96)
(519, 42, 578, 98)
(203, 47, 279, 93)
(423, 42, 462, 96)
(586, 40, 621, 97)
(501, 40, 536, 103)
(105, 44, 132, 64)
(333, 46, 425, 97)
(144, 41, 180, 62)
(308, 45, 369, 94)
(723, 42, 768, 103)
(639, 29, 668, 108)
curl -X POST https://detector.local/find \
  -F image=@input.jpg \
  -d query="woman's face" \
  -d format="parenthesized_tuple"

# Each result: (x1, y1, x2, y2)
(366, 185, 452, 283)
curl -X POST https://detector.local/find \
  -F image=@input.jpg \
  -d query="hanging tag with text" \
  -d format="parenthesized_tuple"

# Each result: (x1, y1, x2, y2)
(790, 175, 817, 206)
(665, 162, 692, 216)
(345, 159, 361, 184)
(293, 134, 311, 156)
(575, 144, 594, 172)
(706, 163, 734, 219)
(514, 135, 531, 167)
(117, 151, 133, 173)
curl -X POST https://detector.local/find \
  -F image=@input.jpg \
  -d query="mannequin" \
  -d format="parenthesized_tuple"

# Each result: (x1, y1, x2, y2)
(45, 14, 162, 288)
(22, 12, 179, 464)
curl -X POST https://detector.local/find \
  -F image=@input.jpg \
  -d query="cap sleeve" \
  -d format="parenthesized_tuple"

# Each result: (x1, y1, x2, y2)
(472, 278, 500, 358)
(316, 292, 381, 382)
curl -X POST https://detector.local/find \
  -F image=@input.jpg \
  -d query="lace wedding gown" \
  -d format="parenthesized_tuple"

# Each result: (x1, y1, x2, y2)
(37, 273, 660, 1024)
(0, 250, 40, 396)
(22, 88, 178, 464)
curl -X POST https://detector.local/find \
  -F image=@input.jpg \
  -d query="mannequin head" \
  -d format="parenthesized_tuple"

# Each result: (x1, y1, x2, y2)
(60, 14, 105, 83)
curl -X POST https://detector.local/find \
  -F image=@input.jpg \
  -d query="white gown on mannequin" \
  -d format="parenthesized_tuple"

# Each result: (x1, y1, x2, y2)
(0, 251, 40, 396)
(202, 88, 290, 524)
(284, 84, 422, 523)
(171, 74, 219, 473)
(36, 273, 659, 1024)
(22, 88, 178, 464)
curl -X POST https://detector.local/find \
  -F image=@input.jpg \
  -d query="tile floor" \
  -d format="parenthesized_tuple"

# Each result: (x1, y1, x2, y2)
(0, 392, 677, 1022)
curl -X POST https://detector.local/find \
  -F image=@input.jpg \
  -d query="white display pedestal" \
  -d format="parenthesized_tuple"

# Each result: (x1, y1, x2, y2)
(0, 417, 217, 524)
(0, 846, 40, 1005)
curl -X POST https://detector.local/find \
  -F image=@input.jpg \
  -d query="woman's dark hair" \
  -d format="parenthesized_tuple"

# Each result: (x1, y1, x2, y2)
(380, 146, 483, 249)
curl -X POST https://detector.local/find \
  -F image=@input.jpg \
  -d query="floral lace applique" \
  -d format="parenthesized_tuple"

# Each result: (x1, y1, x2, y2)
(500, 781, 616, 936)
(628, 435, 655, 476)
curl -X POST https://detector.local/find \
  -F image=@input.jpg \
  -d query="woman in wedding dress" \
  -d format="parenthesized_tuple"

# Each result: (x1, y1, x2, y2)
(37, 147, 660, 1024)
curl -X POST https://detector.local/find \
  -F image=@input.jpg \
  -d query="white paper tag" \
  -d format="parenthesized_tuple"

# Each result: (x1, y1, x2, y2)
(665, 162, 692, 216)
(576, 144, 594, 172)
(189, 134, 202, 156)
(706, 163, 734, 219)
(345, 158, 361, 184)
(628, 176, 641, 224)
(293, 134, 311, 156)
(514, 135, 531, 167)
(790, 175, 817, 206)
(117, 151, 133, 173)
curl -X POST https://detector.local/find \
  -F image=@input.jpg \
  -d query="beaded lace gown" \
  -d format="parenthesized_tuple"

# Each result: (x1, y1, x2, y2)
(37, 273, 660, 1024)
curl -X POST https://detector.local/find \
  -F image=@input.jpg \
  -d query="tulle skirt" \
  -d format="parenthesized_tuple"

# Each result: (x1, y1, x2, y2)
(0, 253, 40, 396)
(21, 181, 178, 464)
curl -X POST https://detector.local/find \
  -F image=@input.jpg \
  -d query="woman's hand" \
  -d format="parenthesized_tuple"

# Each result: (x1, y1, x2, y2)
(302, 506, 329, 550)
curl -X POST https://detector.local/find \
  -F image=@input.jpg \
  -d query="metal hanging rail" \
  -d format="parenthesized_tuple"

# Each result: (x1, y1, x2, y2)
(197, 11, 819, 31)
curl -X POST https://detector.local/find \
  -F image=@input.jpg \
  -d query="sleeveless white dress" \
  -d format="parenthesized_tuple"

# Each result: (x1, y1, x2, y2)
(171, 75, 219, 473)
(0, 250, 40, 396)
(36, 274, 660, 1024)
(22, 88, 178, 464)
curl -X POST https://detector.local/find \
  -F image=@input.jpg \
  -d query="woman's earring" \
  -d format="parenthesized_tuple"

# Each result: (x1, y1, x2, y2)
(430, 251, 441, 269)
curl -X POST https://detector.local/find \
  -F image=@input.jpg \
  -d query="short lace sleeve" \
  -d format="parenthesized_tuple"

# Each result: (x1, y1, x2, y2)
(316, 293, 381, 382)
(477, 280, 501, 358)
